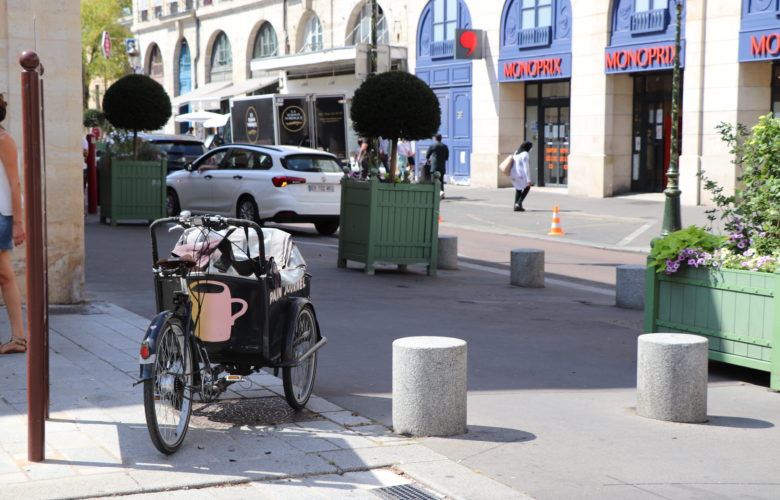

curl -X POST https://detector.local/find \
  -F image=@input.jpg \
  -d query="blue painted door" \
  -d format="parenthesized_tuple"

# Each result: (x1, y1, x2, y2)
(450, 88, 471, 179)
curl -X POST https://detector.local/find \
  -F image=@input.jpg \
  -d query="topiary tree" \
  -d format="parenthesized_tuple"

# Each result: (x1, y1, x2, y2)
(350, 71, 440, 179)
(103, 74, 171, 157)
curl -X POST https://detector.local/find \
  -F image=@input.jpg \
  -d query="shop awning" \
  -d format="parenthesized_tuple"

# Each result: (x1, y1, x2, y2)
(175, 76, 279, 111)
(170, 81, 231, 108)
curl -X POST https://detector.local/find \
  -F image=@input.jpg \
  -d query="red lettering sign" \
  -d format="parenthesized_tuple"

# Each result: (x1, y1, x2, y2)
(502, 57, 563, 80)
(605, 45, 676, 71)
(749, 34, 780, 56)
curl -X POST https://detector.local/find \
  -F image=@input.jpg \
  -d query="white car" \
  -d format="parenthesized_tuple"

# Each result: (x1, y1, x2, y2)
(167, 145, 343, 235)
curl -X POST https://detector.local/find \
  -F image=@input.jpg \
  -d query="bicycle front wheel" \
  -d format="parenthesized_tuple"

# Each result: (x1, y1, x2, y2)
(143, 316, 194, 454)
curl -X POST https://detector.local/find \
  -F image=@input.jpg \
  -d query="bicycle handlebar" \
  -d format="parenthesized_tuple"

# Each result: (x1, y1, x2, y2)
(150, 214, 266, 266)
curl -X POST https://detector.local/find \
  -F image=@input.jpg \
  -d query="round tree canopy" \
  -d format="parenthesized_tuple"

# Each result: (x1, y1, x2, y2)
(350, 71, 440, 142)
(103, 74, 171, 132)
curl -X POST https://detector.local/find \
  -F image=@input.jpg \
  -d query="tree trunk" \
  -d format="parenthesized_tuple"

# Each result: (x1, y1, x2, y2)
(389, 138, 398, 180)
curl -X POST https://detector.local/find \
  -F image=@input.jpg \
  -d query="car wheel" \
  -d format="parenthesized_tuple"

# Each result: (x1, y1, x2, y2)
(314, 219, 339, 235)
(237, 196, 261, 224)
(167, 189, 181, 217)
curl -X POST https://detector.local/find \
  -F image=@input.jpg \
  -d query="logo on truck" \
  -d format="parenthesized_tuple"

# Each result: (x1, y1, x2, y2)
(245, 106, 259, 144)
(281, 105, 306, 133)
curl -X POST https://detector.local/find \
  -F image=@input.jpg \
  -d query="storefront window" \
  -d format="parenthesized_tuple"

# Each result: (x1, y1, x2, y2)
(210, 32, 232, 82)
(303, 15, 323, 52)
(525, 80, 570, 187)
(521, 0, 552, 29)
(433, 0, 457, 42)
(773, 63, 780, 118)
(636, 0, 668, 12)
(253, 22, 278, 59)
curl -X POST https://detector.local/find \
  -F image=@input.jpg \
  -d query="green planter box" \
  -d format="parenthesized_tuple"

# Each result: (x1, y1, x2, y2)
(644, 261, 780, 390)
(99, 154, 166, 226)
(337, 178, 440, 275)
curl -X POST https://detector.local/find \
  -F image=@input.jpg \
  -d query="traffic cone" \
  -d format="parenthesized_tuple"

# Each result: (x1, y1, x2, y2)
(438, 216, 444, 223)
(547, 205, 565, 236)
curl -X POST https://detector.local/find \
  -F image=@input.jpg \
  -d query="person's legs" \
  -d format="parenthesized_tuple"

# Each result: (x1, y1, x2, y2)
(520, 185, 531, 203)
(514, 186, 530, 211)
(0, 250, 25, 354)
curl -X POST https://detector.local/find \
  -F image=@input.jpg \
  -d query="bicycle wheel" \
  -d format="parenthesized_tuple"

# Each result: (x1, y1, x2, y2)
(143, 316, 194, 454)
(283, 306, 318, 410)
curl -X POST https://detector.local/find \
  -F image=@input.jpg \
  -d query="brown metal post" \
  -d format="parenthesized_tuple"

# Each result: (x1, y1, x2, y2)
(20, 50, 48, 463)
(87, 134, 97, 213)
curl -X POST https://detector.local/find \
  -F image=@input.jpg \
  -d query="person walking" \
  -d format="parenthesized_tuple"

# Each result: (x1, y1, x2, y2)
(511, 141, 533, 212)
(0, 95, 27, 354)
(425, 133, 449, 198)
(398, 138, 416, 179)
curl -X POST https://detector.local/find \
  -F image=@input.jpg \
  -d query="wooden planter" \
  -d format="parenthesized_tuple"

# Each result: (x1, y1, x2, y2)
(337, 177, 440, 275)
(644, 261, 780, 390)
(99, 154, 166, 226)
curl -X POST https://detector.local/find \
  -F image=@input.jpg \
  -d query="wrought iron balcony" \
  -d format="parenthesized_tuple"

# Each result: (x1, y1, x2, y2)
(631, 9, 668, 34)
(518, 26, 551, 48)
(430, 39, 454, 58)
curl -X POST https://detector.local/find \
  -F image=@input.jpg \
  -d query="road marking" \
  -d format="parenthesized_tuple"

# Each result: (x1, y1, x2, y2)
(458, 261, 614, 297)
(617, 221, 654, 247)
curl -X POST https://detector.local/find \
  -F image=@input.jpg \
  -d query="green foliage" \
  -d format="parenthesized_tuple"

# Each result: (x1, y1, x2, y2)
(711, 114, 780, 254)
(649, 226, 725, 273)
(350, 71, 440, 141)
(81, 0, 133, 101)
(83, 108, 107, 128)
(103, 74, 171, 132)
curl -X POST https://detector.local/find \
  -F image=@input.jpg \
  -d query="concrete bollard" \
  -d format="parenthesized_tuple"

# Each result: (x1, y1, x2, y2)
(437, 235, 458, 270)
(510, 249, 544, 288)
(392, 336, 467, 437)
(637, 333, 708, 423)
(616, 264, 646, 309)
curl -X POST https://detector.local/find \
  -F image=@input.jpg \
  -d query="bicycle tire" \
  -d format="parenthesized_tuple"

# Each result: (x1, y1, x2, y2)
(143, 316, 194, 454)
(283, 306, 318, 410)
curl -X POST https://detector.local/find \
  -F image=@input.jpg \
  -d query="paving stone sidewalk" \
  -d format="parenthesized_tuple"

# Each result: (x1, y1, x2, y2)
(0, 303, 530, 500)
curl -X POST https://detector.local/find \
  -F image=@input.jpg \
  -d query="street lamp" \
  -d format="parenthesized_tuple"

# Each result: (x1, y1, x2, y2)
(661, 0, 683, 235)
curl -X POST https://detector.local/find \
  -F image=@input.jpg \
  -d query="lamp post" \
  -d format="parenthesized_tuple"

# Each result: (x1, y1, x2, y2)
(661, 0, 683, 235)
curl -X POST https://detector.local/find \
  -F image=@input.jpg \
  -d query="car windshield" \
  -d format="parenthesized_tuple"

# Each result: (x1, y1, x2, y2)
(283, 155, 342, 173)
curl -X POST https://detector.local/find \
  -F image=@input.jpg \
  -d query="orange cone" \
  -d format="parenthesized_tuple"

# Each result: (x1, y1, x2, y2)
(547, 205, 565, 236)
(438, 216, 444, 223)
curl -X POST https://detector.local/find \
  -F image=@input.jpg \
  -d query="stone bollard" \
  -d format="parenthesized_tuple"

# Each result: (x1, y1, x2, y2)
(637, 333, 708, 423)
(392, 336, 467, 437)
(616, 264, 646, 309)
(437, 235, 458, 270)
(510, 249, 544, 288)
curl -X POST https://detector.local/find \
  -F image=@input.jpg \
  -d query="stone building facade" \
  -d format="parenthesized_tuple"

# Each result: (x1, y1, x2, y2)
(1, 1, 84, 303)
(132, 0, 780, 204)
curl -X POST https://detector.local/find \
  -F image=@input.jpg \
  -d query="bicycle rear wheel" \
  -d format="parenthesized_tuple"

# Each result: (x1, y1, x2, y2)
(143, 316, 194, 454)
(283, 306, 318, 410)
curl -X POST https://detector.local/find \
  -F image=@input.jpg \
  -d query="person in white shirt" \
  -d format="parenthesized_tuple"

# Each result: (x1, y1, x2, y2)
(511, 141, 533, 212)
(397, 139, 416, 179)
(0, 95, 27, 354)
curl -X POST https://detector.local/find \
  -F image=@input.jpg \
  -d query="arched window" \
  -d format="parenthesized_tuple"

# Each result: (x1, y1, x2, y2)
(148, 45, 163, 84)
(303, 15, 323, 52)
(432, 0, 458, 42)
(210, 32, 232, 82)
(178, 40, 191, 95)
(253, 22, 278, 59)
(351, 3, 388, 45)
(520, 0, 552, 29)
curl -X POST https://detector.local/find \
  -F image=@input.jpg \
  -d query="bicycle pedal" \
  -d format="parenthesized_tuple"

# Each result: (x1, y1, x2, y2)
(221, 374, 246, 383)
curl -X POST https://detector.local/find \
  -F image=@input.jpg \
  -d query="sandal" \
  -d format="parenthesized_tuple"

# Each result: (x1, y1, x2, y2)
(0, 335, 26, 354)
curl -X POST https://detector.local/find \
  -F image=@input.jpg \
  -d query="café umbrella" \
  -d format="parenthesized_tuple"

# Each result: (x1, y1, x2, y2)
(202, 113, 230, 129)
(174, 110, 223, 123)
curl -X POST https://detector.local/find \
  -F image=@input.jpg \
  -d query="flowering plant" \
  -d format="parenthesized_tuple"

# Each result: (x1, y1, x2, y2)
(651, 114, 780, 275)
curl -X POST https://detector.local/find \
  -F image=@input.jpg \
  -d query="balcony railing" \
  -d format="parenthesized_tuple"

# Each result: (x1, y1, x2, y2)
(631, 9, 668, 34)
(430, 39, 454, 59)
(518, 26, 551, 48)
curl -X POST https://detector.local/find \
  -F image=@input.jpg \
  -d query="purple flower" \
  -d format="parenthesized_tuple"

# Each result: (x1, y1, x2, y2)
(737, 241, 746, 249)
(688, 258, 697, 267)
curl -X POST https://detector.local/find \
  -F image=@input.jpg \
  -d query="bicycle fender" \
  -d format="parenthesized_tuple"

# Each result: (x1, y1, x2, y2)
(283, 298, 322, 346)
(138, 310, 172, 382)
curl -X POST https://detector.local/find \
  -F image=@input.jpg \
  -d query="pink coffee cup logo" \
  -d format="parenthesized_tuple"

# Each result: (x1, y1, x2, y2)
(189, 281, 248, 342)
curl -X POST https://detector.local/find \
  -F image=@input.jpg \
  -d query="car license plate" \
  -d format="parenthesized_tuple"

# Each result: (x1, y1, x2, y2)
(308, 184, 334, 192)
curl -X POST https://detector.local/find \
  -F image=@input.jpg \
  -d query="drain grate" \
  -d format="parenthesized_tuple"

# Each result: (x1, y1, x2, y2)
(372, 484, 440, 500)
(191, 396, 322, 428)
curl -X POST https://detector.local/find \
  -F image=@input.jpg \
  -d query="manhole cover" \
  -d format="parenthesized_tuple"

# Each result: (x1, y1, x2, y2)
(372, 484, 441, 500)
(191, 396, 322, 428)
